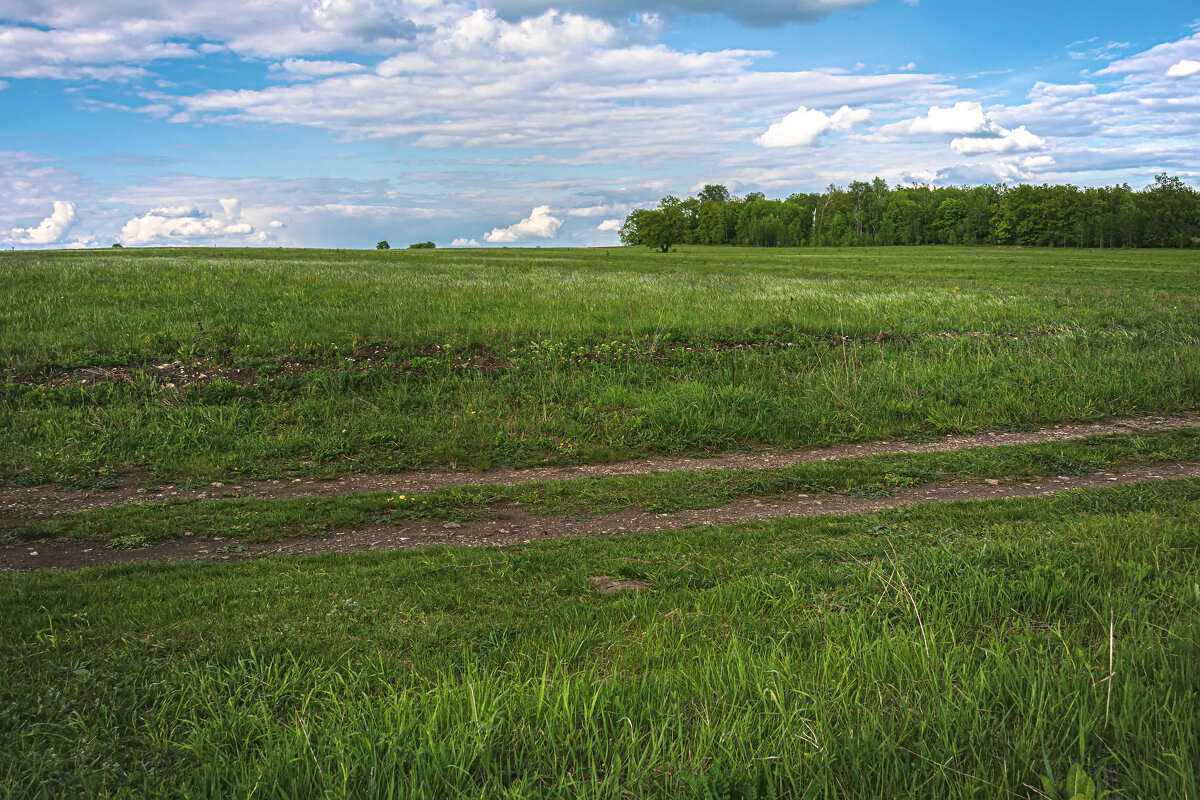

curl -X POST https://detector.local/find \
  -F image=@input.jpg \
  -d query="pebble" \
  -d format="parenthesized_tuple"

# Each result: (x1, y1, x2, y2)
(443, 522, 462, 529)
(985, 479, 1000, 486)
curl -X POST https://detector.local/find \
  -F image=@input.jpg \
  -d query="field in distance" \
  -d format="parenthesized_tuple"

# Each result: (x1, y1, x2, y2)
(2, 245, 1197, 485)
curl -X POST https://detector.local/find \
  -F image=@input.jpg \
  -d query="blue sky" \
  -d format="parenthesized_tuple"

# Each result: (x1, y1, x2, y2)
(2, 0, 1198, 248)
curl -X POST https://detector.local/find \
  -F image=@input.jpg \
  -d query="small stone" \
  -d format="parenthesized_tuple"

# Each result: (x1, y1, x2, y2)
(984, 479, 1000, 486)
(212, 482, 224, 488)
(443, 522, 462, 529)
(28, 551, 38, 556)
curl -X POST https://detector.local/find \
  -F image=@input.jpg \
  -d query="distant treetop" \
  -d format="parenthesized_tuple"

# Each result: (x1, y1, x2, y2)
(618, 176, 1200, 249)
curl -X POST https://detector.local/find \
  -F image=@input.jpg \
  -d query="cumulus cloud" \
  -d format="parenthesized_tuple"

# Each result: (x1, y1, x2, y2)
(756, 105, 870, 148)
(5, 200, 76, 244)
(597, 218, 622, 231)
(1167, 59, 1200, 78)
(119, 197, 259, 244)
(450, 237, 480, 246)
(951, 125, 1045, 155)
(484, 206, 562, 242)
(908, 102, 997, 135)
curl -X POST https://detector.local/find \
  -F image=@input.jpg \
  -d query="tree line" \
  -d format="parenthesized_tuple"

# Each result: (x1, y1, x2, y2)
(619, 174, 1200, 251)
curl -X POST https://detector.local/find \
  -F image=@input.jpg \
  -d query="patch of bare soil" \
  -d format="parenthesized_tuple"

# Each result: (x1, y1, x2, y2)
(588, 575, 651, 594)
(8, 328, 1076, 389)
(6, 343, 511, 390)
(4, 461, 1198, 573)
(3, 413, 1196, 518)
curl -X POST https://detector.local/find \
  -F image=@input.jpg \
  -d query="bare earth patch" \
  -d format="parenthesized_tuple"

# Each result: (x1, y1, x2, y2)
(588, 576, 652, 594)
(3, 412, 1196, 518)
(4, 460, 1197, 572)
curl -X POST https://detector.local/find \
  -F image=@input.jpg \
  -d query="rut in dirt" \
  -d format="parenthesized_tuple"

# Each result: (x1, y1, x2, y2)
(3, 412, 1197, 519)
(4, 460, 1198, 572)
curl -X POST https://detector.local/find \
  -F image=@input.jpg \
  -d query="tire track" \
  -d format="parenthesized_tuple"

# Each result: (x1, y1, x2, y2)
(3, 413, 1197, 519)
(4, 460, 1197, 572)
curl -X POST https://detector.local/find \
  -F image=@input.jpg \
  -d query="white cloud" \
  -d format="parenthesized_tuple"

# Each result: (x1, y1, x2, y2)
(487, 0, 880, 26)
(756, 105, 871, 148)
(5, 200, 76, 244)
(450, 237, 480, 246)
(597, 218, 622, 231)
(898, 61, 917, 71)
(1167, 59, 1200, 78)
(484, 205, 563, 242)
(119, 197, 260, 244)
(268, 219, 286, 228)
(908, 102, 997, 135)
(1067, 39, 1131, 61)
(951, 125, 1045, 155)
(1020, 155, 1056, 170)
(271, 58, 366, 78)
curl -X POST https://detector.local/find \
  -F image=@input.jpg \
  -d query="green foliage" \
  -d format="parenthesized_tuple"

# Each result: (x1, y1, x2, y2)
(408, 241, 436, 249)
(376, 240, 390, 250)
(619, 175, 1200, 248)
(620, 197, 689, 252)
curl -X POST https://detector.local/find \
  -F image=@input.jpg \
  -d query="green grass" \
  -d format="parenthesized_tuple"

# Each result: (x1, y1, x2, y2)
(2, 481, 1198, 798)
(3, 247, 1198, 364)
(2, 246, 1198, 485)
(10, 429, 1200, 549)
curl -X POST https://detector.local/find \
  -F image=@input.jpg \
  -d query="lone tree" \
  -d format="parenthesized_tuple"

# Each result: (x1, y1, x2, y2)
(619, 197, 688, 252)
(376, 240, 390, 250)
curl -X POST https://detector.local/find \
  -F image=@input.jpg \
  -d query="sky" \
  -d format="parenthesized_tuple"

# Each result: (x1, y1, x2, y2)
(2, 0, 1199, 249)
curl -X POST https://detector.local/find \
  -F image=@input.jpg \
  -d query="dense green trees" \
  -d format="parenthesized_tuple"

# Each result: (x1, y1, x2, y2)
(620, 175, 1200, 249)
(619, 197, 690, 252)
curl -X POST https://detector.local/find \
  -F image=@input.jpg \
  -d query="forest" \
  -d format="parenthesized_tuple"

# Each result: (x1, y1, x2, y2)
(620, 174, 1200, 250)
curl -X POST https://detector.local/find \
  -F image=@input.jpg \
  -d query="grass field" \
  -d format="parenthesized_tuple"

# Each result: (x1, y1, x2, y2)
(3, 482, 1199, 798)
(2, 246, 1197, 485)
(3, 245, 1199, 798)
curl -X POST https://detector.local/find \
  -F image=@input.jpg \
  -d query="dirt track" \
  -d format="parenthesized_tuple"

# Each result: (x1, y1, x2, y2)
(4, 413, 1197, 518)
(4, 460, 1197, 573)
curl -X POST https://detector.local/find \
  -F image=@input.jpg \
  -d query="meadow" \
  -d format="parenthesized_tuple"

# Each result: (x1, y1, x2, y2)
(2, 245, 1199, 798)
(2, 482, 1198, 797)
(1, 246, 1197, 485)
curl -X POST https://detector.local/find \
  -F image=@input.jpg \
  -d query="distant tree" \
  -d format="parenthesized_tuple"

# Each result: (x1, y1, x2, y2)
(697, 184, 731, 205)
(408, 241, 436, 249)
(376, 240, 390, 250)
(620, 198, 689, 252)
(111, 243, 124, 248)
